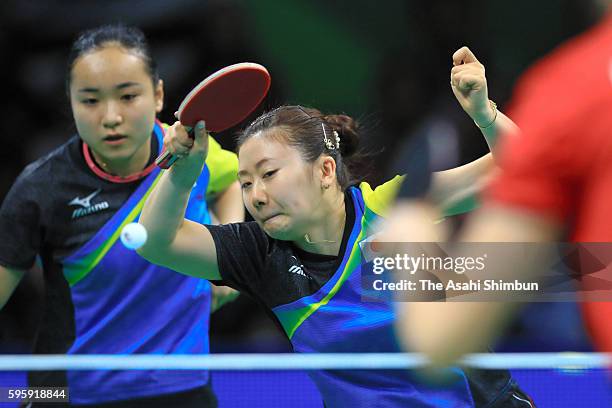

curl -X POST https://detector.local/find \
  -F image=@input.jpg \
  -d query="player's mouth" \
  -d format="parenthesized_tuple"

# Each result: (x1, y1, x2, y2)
(103, 134, 128, 145)
(261, 214, 281, 223)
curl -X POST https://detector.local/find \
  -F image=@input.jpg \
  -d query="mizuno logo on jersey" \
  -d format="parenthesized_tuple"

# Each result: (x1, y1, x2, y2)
(68, 189, 110, 219)
(288, 256, 312, 279)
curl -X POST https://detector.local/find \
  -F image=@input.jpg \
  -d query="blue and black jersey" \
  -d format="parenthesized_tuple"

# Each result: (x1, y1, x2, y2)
(206, 177, 529, 407)
(0, 121, 238, 405)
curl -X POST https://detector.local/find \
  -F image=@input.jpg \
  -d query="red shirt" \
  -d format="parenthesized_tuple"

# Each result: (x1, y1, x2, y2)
(487, 15, 612, 350)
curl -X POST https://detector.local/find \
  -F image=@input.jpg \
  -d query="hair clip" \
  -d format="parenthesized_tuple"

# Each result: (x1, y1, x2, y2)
(322, 123, 340, 150)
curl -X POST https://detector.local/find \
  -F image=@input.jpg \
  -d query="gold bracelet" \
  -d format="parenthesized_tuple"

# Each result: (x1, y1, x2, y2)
(476, 100, 498, 129)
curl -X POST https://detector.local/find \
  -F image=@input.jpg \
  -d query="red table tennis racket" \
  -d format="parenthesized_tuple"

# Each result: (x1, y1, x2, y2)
(156, 62, 271, 169)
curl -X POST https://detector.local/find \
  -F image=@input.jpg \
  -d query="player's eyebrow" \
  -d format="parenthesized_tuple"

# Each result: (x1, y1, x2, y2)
(238, 158, 274, 177)
(77, 82, 142, 93)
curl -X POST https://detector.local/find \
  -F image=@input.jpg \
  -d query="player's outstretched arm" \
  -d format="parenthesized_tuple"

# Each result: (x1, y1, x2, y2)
(0, 265, 25, 310)
(429, 47, 520, 215)
(395, 204, 561, 366)
(139, 121, 221, 280)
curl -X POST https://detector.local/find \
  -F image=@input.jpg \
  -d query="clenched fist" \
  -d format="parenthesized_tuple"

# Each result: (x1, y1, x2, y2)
(450, 47, 495, 127)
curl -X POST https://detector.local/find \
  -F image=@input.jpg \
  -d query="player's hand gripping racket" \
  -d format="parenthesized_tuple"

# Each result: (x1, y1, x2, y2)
(156, 62, 271, 169)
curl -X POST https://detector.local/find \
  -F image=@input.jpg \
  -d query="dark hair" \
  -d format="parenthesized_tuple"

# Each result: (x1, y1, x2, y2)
(66, 24, 159, 93)
(237, 105, 362, 190)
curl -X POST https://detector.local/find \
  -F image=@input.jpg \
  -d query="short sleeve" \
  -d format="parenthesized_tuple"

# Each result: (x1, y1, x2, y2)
(0, 171, 43, 269)
(205, 136, 239, 199)
(204, 221, 269, 297)
(360, 176, 404, 216)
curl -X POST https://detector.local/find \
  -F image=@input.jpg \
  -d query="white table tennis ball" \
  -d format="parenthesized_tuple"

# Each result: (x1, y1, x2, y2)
(120, 222, 148, 250)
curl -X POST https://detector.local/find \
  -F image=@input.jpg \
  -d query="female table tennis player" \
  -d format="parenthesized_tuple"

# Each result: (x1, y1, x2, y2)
(0, 24, 242, 407)
(139, 48, 533, 406)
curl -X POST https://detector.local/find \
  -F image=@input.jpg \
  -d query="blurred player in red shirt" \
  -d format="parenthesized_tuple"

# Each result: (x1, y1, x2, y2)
(392, 2, 612, 362)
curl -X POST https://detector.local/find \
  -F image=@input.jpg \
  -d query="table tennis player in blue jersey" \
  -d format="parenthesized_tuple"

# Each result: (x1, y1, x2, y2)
(0, 25, 243, 407)
(139, 47, 533, 407)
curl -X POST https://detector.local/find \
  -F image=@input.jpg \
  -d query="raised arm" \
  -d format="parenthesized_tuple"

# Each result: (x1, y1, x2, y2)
(138, 121, 221, 280)
(430, 47, 519, 215)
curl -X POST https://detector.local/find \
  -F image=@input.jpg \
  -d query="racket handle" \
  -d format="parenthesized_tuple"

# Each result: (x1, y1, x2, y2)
(155, 126, 194, 169)
(155, 149, 180, 169)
